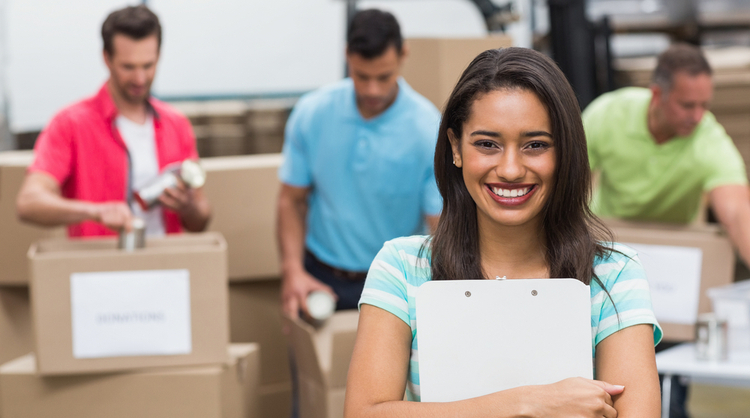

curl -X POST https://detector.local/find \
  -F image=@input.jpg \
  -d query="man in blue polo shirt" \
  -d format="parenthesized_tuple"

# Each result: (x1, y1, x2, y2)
(277, 9, 441, 319)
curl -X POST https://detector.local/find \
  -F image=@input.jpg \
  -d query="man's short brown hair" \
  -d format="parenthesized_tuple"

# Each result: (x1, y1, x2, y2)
(652, 43, 712, 92)
(101, 5, 161, 56)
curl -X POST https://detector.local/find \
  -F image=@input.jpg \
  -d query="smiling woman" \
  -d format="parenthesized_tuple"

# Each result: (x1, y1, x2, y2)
(450, 89, 556, 250)
(345, 47, 664, 418)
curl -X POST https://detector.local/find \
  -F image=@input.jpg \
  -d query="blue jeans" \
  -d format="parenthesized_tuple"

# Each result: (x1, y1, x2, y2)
(303, 251, 366, 310)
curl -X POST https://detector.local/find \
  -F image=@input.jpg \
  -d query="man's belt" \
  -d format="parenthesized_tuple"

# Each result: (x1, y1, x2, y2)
(306, 250, 368, 282)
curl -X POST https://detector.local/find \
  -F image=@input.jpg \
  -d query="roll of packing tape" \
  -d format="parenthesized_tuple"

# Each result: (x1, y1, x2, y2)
(307, 291, 336, 323)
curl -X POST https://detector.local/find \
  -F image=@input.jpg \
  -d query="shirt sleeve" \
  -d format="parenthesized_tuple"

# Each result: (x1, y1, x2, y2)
(582, 100, 603, 172)
(359, 241, 411, 328)
(278, 104, 312, 187)
(29, 113, 73, 185)
(701, 114, 748, 191)
(593, 251, 663, 347)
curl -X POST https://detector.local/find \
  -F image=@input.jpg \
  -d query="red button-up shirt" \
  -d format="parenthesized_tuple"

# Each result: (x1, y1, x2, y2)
(30, 82, 199, 237)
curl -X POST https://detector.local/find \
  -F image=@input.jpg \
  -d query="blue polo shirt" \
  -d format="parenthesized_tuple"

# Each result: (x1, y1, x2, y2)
(279, 78, 442, 271)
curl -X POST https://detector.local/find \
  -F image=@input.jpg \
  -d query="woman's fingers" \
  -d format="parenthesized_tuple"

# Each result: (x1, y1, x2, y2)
(603, 402, 619, 418)
(591, 380, 625, 396)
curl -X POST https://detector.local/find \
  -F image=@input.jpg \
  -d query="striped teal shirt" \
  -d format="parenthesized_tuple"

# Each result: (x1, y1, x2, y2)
(358, 235, 663, 401)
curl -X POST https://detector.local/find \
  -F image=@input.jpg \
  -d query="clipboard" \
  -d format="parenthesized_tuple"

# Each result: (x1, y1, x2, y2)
(416, 279, 593, 402)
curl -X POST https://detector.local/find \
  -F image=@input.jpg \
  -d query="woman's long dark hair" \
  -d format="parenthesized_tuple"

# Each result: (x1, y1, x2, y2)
(430, 47, 614, 287)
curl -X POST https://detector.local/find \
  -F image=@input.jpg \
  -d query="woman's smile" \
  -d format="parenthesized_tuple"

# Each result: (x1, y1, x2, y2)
(486, 183, 537, 206)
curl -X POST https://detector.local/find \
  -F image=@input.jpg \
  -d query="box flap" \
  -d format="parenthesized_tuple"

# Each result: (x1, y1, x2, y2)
(0, 353, 35, 374)
(284, 315, 325, 385)
(284, 311, 359, 389)
(29, 232, 227, 260)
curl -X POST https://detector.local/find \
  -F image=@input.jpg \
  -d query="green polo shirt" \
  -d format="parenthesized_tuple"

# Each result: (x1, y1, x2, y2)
(583, 87, 747, 224)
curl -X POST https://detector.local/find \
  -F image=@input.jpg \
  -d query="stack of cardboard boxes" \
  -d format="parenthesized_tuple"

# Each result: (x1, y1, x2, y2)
(0, 152, 269, 417)
(0, 229, 260, 418)
(0, 151, 63, 370)
(200, 154, 294, 418)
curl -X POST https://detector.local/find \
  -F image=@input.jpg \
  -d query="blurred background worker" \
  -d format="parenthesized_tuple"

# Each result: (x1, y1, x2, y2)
(585, 43, 750, 267)
(277, 9, 441, 319)
(15, 5, 210, 237)
(584, 43, 750, 418)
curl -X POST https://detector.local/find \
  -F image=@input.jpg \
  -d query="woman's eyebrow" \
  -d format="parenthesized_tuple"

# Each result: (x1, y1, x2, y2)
(469, 130, 501, 137)
(522, 130, 552, 138)
(469, 130, 552, 138)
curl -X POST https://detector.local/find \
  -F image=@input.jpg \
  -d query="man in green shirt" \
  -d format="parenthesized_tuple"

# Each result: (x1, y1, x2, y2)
(584, 44, 750, 266)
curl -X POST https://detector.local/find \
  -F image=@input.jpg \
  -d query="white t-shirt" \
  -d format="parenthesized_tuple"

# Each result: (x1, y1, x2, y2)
(116, 114, 166, 237)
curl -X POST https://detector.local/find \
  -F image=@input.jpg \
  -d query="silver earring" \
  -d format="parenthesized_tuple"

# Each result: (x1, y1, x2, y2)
(452, 159, 456, 166)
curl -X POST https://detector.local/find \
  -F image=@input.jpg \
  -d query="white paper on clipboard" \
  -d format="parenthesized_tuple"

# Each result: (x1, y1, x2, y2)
(416, 279, 592, 403)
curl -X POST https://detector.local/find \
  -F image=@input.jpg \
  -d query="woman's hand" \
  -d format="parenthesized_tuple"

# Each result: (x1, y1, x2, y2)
(524, 377, 624, 418)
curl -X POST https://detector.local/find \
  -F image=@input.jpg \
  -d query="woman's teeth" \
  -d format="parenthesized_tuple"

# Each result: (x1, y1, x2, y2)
(492, 186, 531, 198)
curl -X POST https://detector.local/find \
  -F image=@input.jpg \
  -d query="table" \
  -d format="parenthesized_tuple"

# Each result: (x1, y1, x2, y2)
(655, 343, 750, 418)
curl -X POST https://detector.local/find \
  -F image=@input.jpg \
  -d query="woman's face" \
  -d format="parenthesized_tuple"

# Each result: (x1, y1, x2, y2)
(450, 88, 556, 230)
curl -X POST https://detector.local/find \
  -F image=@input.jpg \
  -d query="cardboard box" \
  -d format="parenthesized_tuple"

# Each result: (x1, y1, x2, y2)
(284, 310, 359, 418)
(0, 287, 33, 367)
(28, 232, 229, 375)
(0, 151, 283, 284)
(258, 381, 292, 418)
(0, 151, 65, 285)
(400, 36, 513, 110)
(202, 155, 282, 281)
(0, 287, 33, 416)
(0, 343, 259, 418)
(229, 280, 290, 385)
(605, 219, 735, 341)
(229, 281, 295, 418)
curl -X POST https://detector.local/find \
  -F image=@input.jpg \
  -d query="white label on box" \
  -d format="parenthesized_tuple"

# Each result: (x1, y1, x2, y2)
(624, 243, 702, 325)
(70, 269, 192, 358)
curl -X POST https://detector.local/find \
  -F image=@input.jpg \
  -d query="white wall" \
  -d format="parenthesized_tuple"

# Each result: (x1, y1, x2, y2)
(1, 0, 14, 149)
(7, 0, 125, 132)
(5, 0, 526, 133)
(360, 0, 486, 37)
(149, 0, 346, 98)
(0, 0, 6, 116)
(0, 0, 8, 116)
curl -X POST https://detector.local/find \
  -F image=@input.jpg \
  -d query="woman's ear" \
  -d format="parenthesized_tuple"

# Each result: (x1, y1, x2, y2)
(448, 129, 463, 168)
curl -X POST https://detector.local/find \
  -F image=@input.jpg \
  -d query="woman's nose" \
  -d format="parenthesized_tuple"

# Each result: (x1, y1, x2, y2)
(496, 151, 525, 181)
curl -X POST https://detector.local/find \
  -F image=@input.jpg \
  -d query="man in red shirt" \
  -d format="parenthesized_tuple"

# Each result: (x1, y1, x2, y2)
(16, 5, 210, 237)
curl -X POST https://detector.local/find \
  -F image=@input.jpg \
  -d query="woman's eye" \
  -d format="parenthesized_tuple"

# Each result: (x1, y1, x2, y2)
(526, 141, 550, 150)
(474, 140, 496, 149)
